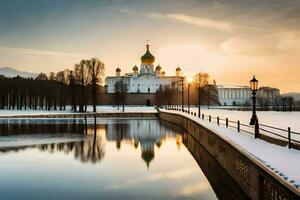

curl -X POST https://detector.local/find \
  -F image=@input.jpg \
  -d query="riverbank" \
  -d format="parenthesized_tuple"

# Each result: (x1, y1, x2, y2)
(159, 109, 300, 199)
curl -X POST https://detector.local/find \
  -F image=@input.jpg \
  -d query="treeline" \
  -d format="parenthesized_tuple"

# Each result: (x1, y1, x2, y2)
(155, 72, 219, 107)
(110, 71, 219, 109)
(258, 96, 300, 111)
(0, 58, 105, 112)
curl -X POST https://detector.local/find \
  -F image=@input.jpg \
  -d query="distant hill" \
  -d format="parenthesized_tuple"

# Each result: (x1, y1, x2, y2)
(0, 67, 38, 78)
(282, 93, 300, 101)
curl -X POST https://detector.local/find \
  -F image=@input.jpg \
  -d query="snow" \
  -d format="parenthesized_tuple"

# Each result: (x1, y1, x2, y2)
(0, 106, 157, 117)
(193, 107, 300, 132)
(90, 106, 157, 113)
(188, 107, 300, 141)
(217, 85, 249, 89)
(161, 108, 300, 190)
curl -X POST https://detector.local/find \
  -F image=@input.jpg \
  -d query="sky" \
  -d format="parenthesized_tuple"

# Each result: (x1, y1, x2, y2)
(0, 0, 300, 93)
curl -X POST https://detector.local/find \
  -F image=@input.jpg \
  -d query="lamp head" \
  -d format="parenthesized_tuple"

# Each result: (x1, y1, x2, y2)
(250, 75, 259, 91)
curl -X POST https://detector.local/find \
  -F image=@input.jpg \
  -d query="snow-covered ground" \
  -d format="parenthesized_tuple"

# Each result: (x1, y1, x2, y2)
(161, 108, 300, 191)
(0, 106, 157, 117)
(186, 107, 300, 141)
(194, 107, 300, 132)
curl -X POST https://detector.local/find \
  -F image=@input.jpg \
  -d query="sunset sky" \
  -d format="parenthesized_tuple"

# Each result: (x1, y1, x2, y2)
(0, 0, 300, 92)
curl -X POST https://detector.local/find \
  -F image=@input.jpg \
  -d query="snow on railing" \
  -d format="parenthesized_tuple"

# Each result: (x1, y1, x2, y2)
(162, 105, 300, 150)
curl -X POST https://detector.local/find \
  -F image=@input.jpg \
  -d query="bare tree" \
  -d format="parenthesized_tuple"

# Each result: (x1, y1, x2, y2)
(87, 58, 105, 112)
(74, 60, 90, 112)
(193, 72, 209, 115)
(68, 70, 77, 111)
(36, 73, 48, 81)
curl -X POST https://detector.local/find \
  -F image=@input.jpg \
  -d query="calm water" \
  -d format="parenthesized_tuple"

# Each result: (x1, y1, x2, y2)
(0, 118, 246, 200)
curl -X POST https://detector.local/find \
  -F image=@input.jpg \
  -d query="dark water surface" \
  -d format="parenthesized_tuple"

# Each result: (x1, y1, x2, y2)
(0, 118, 246, 200)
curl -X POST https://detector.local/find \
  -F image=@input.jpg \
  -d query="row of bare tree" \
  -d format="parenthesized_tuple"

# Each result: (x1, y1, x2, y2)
(0, 58, 105, 112)
(155, 72, 219, 106)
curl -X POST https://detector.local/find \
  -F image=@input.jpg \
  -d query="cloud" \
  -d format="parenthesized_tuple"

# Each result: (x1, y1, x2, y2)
(106, 167, 196, 190)
(118, 9, 234, 33)
(276, 31, 300, 52)
(220, 35, 281, 56)
(221, 30, 300, 56)
(178, 180, 211, 197)
(165, 13, 234, 33)
(0, 46, 91, 57)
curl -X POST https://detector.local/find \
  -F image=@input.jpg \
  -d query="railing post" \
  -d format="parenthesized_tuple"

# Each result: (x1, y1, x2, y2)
(226, 118, 228, 128)
(209, 115, 211, 122)
(288, 127, 291, 149)
(217, 117, 219, 126)
(254, 118, 259, 139)
(84, 115, 87, 135)
(237, 120, 240, 132)
(202, 114, 204, 120)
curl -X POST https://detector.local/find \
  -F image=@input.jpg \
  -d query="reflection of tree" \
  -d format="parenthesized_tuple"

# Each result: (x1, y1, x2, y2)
(0, 120, 84, 136)
(39, 127, 105, 164)
(0, 119, 184, 169)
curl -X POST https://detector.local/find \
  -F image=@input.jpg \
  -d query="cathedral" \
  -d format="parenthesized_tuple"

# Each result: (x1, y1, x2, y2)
(105, 43, 184, 93)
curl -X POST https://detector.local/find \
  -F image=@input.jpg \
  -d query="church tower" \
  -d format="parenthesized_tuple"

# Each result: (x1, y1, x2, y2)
(140, 43, 155, 75)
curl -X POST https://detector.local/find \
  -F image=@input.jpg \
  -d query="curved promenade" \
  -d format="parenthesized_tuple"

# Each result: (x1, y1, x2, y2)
(159, 109, 300, 200)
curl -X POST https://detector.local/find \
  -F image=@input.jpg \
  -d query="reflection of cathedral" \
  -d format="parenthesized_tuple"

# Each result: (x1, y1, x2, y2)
(0, 119, 182, 168)
(106, 119, 176, 167)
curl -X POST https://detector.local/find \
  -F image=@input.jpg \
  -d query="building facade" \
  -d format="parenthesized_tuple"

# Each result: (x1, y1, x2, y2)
(217, 85, 280, 107)
(217, 85, 252, 106)
(105, 43, 183, 93)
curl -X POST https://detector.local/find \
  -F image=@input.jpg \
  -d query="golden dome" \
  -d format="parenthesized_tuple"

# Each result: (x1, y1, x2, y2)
(133, 65, 138, 71)
(176, 67, 181, 71)
(141, 43, 155, 64)
(116, 67, 121, 72)
(155, 64, 161, 71)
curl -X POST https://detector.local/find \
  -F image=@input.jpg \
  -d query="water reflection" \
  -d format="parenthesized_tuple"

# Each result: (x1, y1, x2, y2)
(0, 117, 247, 199)
(161, 120, 249, 200)
(105, 119, 178, 167)
(0, 118, 84, 135)
(0, 117, 181, 168)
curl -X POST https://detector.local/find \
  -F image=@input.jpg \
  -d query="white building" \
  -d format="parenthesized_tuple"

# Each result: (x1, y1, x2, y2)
(217, 85, 252, 106)
(105, 43, 183, 93)
(217, 85, 281, 107)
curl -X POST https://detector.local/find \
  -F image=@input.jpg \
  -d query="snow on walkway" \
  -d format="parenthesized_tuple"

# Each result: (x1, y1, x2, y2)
(188, 107, 300, 141)
(191, 107, 300, 133)
(161, 109, 300, 190)
(0, 106, 157, 117)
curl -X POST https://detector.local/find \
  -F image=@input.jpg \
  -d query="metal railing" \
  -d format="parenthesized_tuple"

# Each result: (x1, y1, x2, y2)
(163, 105, 300, 150)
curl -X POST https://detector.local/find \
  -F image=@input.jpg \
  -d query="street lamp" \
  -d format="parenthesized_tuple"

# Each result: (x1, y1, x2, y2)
(249, 76, 259, 125)
(187, 77, 193, 114)
(181, 76, 184, 112)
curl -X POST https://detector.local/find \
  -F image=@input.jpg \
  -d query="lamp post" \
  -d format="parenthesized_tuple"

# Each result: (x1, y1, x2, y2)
(198, 75, 201, 118)
(181, 76, 184, 112)
(249, 76, 259, 125)
(187, 77, 192, 114)
(122, 76, 125, 112)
